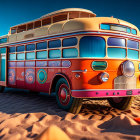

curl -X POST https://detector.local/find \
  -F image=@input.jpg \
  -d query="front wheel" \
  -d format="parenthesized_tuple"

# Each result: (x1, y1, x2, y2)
(55, 78, 83, 114)
(107, 97, 133, 110)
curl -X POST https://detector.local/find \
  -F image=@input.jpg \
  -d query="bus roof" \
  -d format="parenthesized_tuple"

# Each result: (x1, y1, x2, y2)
(10, 8, 96, 29)
(41, 8, 95, 18)
(3, 8, 138, 44)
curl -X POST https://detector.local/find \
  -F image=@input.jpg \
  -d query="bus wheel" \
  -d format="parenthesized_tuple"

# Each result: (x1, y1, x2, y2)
(29, 90, 40, 94)
(55, 78, 83, 114)
(0, 86, 5, 93)
(107, 97, 133, 110)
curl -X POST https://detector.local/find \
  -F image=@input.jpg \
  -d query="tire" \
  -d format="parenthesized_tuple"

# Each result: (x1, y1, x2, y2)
(0, 86, 5, 93)
(29, 90, 40, 94)
(107, 97, 133, 110)
(55, 78, 83, 114)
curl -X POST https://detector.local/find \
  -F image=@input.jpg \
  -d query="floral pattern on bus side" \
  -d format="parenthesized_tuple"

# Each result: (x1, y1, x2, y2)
(25, 69, 35, 84)
(8, 69, 16, 85)
(37, 69, 47, 84)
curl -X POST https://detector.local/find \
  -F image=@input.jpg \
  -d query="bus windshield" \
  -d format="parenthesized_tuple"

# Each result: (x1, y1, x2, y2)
(79, 36, 106, 58)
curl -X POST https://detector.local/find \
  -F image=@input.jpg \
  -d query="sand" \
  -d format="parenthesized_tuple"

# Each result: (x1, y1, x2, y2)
(0, 88, 139, 140)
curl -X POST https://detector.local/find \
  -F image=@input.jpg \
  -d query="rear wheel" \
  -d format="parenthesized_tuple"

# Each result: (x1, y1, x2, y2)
(55, 78, 83, 114)
(107, 97, 133, 110)
(29, 90, 40, 94)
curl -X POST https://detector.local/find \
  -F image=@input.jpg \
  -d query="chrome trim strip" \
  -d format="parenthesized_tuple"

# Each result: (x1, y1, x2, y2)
(71, 89, 139, 91)
(9, 66, 69, 68)
(72, 69, 87, 73)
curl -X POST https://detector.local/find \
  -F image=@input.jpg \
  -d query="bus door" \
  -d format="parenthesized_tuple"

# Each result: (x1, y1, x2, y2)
(0, 47, 7, 86)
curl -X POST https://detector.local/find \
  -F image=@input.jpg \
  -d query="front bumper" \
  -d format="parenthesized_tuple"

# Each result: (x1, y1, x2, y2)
(71, 89, 140, 98)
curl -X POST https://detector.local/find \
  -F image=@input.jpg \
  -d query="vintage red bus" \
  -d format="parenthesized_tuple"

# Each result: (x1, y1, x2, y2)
(0, 8, 140, 113)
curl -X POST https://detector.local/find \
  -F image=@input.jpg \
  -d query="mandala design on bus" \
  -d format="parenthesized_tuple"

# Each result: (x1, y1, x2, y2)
(37, 69, 47, 84)
(8, 69, 16, 85)
(25, 69, 35, 84)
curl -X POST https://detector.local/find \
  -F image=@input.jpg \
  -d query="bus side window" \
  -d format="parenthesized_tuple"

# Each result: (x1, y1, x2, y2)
(9, 54, 16, 60)
(49, 50, 61, 58)
(48, 40, 61, 48)
(17, 45, 25, 52)
(0, 38, 7, 44)
(26, 52, 35, 60)
(26, 44, 35, 51)
(9, 47, 16, 53)
(17, 53, 25, 60)
(63, 37, 78, 47)
(42, 18, 51, 26)
(63, 48, 78, 58)
(36, 42, 47, 50)
(107, 37, 125, 47)
(79, 36, 106, 58)
(36, 51, 47, 59)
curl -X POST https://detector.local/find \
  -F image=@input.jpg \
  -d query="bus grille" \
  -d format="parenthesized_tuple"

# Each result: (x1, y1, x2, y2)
(114, 75, 136, 89)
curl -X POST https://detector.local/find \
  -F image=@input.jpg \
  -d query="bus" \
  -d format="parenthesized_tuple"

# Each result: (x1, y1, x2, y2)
(0, 8, 140, 114)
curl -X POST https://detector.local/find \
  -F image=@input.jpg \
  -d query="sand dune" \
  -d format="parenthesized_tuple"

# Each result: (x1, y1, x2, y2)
(0, 88, 139, 140)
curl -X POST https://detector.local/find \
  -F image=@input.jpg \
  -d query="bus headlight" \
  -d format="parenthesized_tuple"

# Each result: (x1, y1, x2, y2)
(99, 72, 109, 82)
(121, 60, 135, 77)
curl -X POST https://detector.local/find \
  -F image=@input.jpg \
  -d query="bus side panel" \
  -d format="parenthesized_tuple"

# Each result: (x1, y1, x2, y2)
(16, 67, 25, 88)
(35, 68, 50, 92)
(63, 59, 82, 89)
(47, 63, 62, 93)
(25, 68, 36, 90)
(47, 60, 62, 92)
(8, 68, 16, 88)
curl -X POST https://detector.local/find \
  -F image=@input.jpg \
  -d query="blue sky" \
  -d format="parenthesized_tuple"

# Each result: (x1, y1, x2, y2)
(0, 0, 140, 36)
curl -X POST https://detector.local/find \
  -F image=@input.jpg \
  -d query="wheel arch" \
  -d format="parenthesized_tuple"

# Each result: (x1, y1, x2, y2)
(49, 73, 71, 95)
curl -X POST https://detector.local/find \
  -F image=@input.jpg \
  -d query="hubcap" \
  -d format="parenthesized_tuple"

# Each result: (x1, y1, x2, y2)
(60, 88, 67, 101)
(58, 84, 71, 106)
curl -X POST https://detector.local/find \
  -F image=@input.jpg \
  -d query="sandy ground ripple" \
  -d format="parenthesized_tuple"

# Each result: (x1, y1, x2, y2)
(0, 88, 139, 140)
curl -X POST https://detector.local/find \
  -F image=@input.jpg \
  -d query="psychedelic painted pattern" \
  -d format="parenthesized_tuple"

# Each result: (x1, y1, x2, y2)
(48, 61, 61, 67)
(37, 69, 47, 84)
(8, 62, 16, 67)
(25, 69, 35, 84)
(8, 69, 16, 85)
(62, 60, 71, 67)
(17, 62, 24, 67)
(25, 61, 35, 67)
(17, 71, 24, 81)
(36, 61, 47, 67)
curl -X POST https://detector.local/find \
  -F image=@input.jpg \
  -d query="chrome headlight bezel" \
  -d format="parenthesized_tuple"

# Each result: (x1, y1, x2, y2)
(121, 60, 135, 77)
(99, 72, 109, 82)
